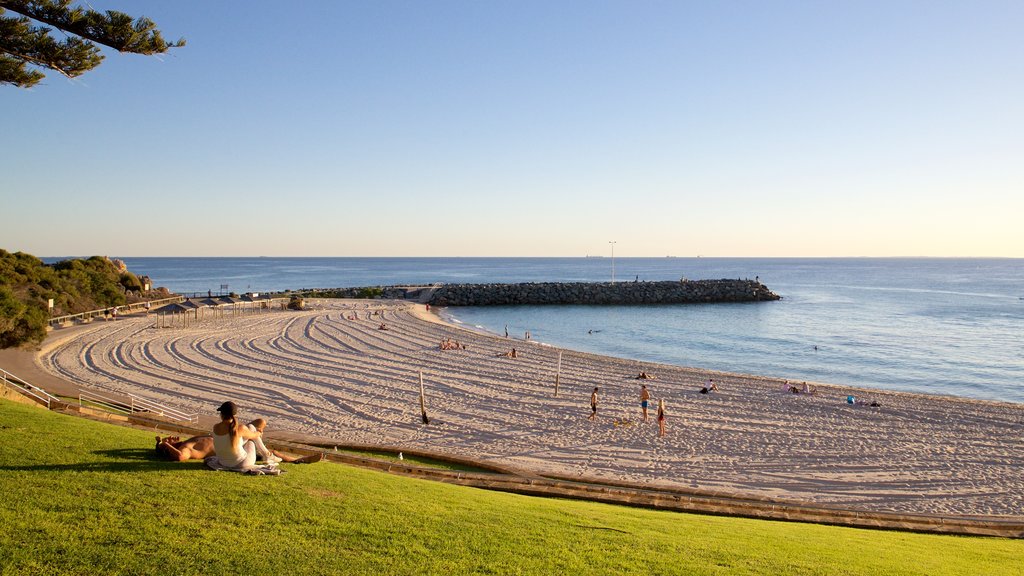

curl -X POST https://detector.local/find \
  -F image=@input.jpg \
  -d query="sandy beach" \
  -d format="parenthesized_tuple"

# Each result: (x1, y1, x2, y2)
(31, 299, 1024, 517)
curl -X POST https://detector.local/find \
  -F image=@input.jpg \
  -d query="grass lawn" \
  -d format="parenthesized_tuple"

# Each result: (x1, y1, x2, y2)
(0, 398, 1020, 575)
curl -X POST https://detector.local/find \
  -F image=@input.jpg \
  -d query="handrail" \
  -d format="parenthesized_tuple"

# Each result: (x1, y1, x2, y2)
(1, 364, 198, 425)
(78, 389, 198, 425)
(127, 394, 198, 425)
(49, 296, 184, 326)
(0, 367, 60, 409)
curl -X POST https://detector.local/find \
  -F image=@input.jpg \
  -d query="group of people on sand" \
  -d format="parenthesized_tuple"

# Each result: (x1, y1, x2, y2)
(344, 309, 387, 323)
(497, 348, 518, 358)
(638, 372, 719, 397)
(699, 378, 719, 394)
(589, 384, 667, 437)
(156, 401, 323, 469)
(586, 374, 732, 437)
(440, 338, 466, 350)
(784, 380, 815, 395)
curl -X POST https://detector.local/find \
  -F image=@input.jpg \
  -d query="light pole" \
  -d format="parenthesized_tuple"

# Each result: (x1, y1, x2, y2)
(609, 241, 617, 283)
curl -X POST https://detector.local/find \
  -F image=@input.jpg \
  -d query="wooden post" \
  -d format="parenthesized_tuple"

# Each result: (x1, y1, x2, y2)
(554, 351, 562, 397)
(419, 371, 430, 425)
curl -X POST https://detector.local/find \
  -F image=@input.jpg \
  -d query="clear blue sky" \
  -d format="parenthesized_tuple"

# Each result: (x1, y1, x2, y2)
(2, 1, 1022, 257)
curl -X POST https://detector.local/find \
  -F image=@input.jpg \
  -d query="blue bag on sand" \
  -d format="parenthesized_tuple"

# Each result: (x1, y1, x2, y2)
(847, 395, 855, 404)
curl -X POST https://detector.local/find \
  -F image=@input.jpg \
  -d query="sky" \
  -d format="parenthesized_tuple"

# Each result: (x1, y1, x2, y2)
(2, 1, 1022, 258)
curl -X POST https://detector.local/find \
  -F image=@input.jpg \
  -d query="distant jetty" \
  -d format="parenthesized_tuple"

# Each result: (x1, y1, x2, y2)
(301, 279, 780, 306)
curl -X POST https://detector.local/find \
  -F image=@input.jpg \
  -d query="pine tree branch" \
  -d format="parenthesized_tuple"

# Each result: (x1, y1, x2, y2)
(1, 46, 73, 78)
(0, 1, 183, 88)
(0, 12, 101, 79)
(0, 0, 184, 55)
(0, 52, 44, 86)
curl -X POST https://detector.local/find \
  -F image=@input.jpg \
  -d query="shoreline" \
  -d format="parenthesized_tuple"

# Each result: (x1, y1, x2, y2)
(20, 299, 1024, 517)
(90, 257, 1024, 404)
(439, 302, 1024, 405)
(436, 306, 1022, 410)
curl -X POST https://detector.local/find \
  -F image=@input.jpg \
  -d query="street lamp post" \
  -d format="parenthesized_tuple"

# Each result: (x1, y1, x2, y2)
(609, 241, 617, 283)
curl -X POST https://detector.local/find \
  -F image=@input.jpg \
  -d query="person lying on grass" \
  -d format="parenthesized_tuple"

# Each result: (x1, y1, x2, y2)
(156, 422, 323, 464)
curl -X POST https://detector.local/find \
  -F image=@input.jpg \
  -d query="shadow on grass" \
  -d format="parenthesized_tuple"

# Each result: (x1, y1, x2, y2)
(0, 448, 209, 473)
(93, 447, 161, 461)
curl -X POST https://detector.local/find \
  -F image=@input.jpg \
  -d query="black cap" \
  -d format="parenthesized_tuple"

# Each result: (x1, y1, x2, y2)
(217, 401, 237, 417)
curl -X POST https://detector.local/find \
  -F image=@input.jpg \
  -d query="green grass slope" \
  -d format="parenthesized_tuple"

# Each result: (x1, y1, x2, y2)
(0, 399, 1020, 576)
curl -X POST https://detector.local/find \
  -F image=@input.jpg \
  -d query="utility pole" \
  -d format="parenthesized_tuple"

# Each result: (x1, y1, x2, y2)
(609, 241, 617, 283)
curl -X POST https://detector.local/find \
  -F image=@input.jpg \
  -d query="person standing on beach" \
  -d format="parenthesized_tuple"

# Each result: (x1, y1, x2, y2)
(504, 324, 508, 338)
(589, 387, 599, 420)
(657, 399, 666, 437)
(640, 385, 651, 421)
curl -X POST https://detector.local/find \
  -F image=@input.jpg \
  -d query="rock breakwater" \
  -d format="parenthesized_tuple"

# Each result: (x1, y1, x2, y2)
(303, 280, 779, 306)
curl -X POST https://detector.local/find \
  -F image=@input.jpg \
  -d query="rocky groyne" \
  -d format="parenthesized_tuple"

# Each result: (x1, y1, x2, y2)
(302, 280, 779, 306)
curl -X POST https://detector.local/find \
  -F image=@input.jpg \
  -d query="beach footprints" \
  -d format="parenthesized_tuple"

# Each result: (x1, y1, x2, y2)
(35, 298, 1024, 517)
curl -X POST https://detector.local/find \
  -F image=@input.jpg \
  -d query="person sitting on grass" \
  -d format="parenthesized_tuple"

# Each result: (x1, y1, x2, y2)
(210, 401, 267, 470)
(246, 418, 324, 464)
(157, 423, 323, 464)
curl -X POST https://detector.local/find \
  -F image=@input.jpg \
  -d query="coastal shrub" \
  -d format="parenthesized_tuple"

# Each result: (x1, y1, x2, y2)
(0, 286, 27, 345)
(0, 286, 47, 349)
(120, 272, 144, 293)
(0, 249, 150, 349)
(356, 287, 383, 299)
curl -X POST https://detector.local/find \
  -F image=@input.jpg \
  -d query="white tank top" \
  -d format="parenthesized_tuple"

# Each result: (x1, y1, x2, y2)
(212, 431, 247, 468)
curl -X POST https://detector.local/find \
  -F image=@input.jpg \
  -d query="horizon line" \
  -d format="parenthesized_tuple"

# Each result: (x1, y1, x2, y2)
(33, 254, 1023, 260)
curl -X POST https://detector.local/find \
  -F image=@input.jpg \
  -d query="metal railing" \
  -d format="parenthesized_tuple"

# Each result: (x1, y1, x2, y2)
(0, 367, 60, 409)
(78, 389, 198, 425)
(49, 296, 185, 327)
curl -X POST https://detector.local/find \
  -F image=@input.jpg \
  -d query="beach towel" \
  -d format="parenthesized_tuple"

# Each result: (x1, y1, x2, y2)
(204, 456, 283, 476)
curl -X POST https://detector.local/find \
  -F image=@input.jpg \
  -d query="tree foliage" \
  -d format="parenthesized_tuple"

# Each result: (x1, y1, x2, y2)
(0, 0, 183, 88)
(0, 250, 157, 348)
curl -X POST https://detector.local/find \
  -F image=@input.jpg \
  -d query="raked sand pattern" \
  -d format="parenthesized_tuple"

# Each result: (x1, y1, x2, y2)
(39, 299, 1024, 517)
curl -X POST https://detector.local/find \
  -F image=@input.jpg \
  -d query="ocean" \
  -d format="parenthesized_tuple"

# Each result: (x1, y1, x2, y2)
(109, 257, 1024, 404)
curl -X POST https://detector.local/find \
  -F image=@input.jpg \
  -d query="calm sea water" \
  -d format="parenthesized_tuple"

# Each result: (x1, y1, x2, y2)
(108, 257, 1024, 404)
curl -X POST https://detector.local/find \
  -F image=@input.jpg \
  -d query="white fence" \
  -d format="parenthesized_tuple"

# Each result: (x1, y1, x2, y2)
(78, 389, 198, 425)
(49, 296, 185, 327)
(1, 366, 198, 425)
(1, 367, 60, 409)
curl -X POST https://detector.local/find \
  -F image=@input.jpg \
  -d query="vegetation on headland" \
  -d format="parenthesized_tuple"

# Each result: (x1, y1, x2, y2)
(299, 286, 385, 299)
(0, 398, 1020, 576)
(0, 249, 169, 349)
